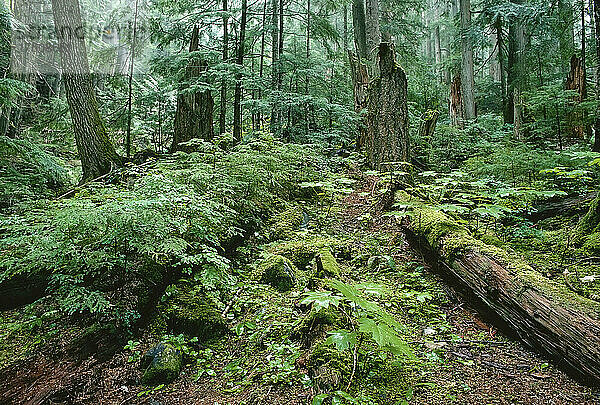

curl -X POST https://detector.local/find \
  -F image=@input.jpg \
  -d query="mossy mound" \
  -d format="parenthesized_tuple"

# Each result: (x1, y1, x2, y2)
(270, 206, 304, 240)
(256, 254, 305, 292)
(141, 343, 182, 385)
(307, 341, 352, 392)
(583, 232, 600, 254)
(160, 283, 228, 339)
(271, 236, 347, 271)
(292, 307, 346, 346)
(578, 196, 600, 236)
(315, 248, 341, 278)
(369, 359, 412, 403)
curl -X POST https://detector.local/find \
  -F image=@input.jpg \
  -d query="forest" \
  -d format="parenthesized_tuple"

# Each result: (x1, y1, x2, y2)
(1, 0, 600, 403)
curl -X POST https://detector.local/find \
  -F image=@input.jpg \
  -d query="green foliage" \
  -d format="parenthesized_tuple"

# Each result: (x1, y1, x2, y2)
(0, 137, 72, 204)
(0, 137, 329, 330)
(304, 279, 412, 358)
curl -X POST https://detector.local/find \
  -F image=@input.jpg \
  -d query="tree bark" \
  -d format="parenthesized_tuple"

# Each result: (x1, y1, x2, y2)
(460, 0, 476, 120)
(496, 17, 508, 123)
(348, 50, 369, 149)
(365, 43, 409, 169)
(220, 0, 228, 135)
(507, 1, 525, 138)
(0, 1, 10, 137)
(51, 0, 121, 182)
(566, 55, 586, 139)
(364, 0, 381, 74)
(233, 0, 247, 143)
(171, 26, 214, 151)
(450, 74, 464, 127)
(351, 0, 368, 60)
(270, 0, 279, 133)
(401, 196, 600, 386)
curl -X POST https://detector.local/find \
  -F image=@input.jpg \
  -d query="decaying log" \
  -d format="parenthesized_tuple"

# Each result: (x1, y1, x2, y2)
(527, 191, 599, 222)
(397, 191, 600, 386)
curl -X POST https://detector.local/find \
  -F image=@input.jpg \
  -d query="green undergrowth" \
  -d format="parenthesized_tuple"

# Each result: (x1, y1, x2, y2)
(0, 136, 330, 336)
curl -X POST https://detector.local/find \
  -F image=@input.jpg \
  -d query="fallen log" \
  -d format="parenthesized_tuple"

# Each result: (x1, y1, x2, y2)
(397, 191, 600, 386)
(527, 191, 598, 222)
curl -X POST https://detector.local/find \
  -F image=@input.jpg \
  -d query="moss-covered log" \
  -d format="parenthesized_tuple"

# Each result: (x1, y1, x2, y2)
(527, 191, 598, 222)
(398, 192, 600, 386)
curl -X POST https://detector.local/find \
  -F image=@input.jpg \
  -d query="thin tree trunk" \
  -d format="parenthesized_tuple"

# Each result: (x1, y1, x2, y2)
(270, 0, 279, 133)
(220, 0, 229, 135)
(51, 0, 121, 182)
(460, 0, 476, 120)
(257, 0, 267, 130)
(125, 0, 139, 158)
(305, 0, 311, 137)
(496, 17, 508, 123)
(233, 0, 247, 143)
(0, 1, 10, 137)
(594, 0, 600, 151)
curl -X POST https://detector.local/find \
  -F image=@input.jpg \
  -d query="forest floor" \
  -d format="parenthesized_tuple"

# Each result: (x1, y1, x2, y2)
(1, 171, 600, 405)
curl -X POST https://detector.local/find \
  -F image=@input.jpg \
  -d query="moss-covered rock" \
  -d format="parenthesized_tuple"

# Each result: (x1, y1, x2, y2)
(160, 283, 228, 339)
(292, 307, 346, 347)
(270, 206, 304, 240)
(141, 343, 182, 385)
(307, 341, 352, 391)
(315, 248, 341, 278)
(271, 236, 346, 271)
(256, 254, 304, 292)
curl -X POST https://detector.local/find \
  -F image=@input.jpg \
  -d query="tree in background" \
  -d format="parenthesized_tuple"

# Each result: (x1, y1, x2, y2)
(51, 0, 121, 181)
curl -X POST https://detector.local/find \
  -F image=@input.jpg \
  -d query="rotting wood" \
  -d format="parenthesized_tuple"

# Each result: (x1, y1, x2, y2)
(398, 192, 600, 386)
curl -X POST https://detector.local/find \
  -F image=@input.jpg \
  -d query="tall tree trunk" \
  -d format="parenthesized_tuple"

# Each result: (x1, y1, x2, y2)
(270, 0, 279, 133)
(349, 50, 369, 149)
(172, 26, 214, 151)
(594, 0, 600, 151)
(566, 55, 586, 139)
(125, 0, 139, 158)
(507, 0, 525, 136)
(220, 0, 228, 135)
(278, 0, 284, 91)
(559, 0, 576, 72)
(305, 0, 311, 137)
(435, 25, 443, 81)
(365, 43, 409, 169)
(233, 0, 247, 143)
(51, 0, 121, 182)
(0, 1, 11, 137)
(351, 0, 368, 60)
(450, 74, 464, 127)
(365, 0, 381, 74)
(460, 0, 476, 120)
(496, 17, 508, 123)
(257, 0, 267, 130)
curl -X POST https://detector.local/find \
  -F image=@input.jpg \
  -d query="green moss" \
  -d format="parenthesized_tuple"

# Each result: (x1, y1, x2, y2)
(307, 340, 352, 391)
(293, 306, 345, 341)
(316, 248, 341, 278)
(577, 196, 600, 236)
(256, 254, 305, 292)
(270, 206, 304, 240)
(396, 191, 600, 318)
(141, 343, 182, 385)
(160, 283, 228, 339)
(271, 236, 344, 270)
(583, 232, 600, 254)
(370, 359, 412, 403)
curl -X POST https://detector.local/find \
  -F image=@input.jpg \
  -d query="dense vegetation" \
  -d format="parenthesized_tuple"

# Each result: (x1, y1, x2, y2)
(1, 0, 600, 403)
